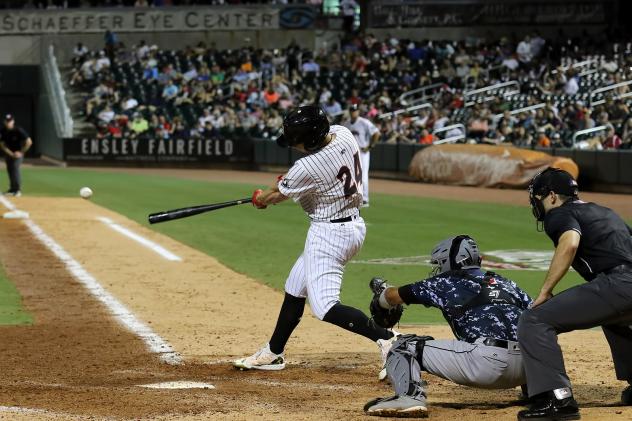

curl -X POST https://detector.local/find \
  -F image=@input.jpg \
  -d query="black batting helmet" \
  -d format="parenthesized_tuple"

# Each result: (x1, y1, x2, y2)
(276, 105, 330, 152)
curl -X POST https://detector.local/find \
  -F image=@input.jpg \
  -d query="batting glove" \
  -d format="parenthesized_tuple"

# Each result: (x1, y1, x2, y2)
(252, 189, 267, 209)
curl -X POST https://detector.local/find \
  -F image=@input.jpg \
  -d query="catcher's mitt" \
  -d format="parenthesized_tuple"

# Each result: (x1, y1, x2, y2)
(369, 277, 404, 329)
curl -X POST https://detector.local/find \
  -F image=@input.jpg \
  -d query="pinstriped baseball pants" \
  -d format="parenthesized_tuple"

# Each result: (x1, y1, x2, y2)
(285, 217, 366, 320)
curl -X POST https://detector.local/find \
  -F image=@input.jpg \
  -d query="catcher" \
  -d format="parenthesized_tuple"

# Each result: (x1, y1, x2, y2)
(365, 235, 532, 417)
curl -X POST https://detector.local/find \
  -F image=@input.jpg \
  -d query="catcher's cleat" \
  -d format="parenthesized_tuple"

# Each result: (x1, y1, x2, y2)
(364, 395, 428, 418)
(233, 343, 285, 371)
(377, 330, 401, 381)
(622, 385, 632, 405)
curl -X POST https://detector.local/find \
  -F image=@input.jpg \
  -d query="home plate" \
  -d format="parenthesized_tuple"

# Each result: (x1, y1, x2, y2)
(139, 381, 215, 390)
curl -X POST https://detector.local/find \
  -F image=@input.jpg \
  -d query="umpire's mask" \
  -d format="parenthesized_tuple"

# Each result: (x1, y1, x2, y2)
(528, 167, 579, 223)
(429, 235, 482, 276)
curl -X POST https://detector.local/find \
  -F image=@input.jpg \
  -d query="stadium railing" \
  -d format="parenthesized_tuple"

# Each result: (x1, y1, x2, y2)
(463, 80, 520, 107)
(572, 125, 608, 148)
(378, 102, 433, 121)
(42, 44, 73, 138)
(589, 79, 632, 107)
(398, 83, 443, 106)
(492, 103, 546, 124)
(432, 124, 466, 144)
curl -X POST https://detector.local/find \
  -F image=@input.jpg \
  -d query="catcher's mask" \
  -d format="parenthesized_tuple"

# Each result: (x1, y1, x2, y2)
(528, 168, 579, 226)
(276, 105, 330, 152)
(429, 235, 482, 276)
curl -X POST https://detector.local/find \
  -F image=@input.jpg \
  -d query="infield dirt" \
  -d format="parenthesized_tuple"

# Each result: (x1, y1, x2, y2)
(0, 174, 631, 420)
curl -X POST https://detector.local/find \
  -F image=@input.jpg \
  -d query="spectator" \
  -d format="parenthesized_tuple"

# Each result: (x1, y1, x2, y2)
(263, 86, 280, 106)
(136, 40, 150, 61)
(602, 125, 622, 149)
(323, 96, 342, 116)
(419, 129, 435, 145)
(340, 0, 359, 32)
(104, 30, 118, 59)
(516, 35, 533, 64)
(128, 113, 149, 135)
(142, 63, 159, 81)
(536, 128, 551, 148)
(97, 105, 115, 124)
(162, 80, 179, 102)
(72, 42, 89, 65)
(94, 50, 111, 73)
(301, 56, 320, 74)
(563, 70, 579, 95)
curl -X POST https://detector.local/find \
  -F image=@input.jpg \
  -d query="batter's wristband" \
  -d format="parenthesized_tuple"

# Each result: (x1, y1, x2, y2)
(398, 285, 415, 306)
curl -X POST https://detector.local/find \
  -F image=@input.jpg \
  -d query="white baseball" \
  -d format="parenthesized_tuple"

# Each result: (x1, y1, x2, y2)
(80, 187, 93, 199)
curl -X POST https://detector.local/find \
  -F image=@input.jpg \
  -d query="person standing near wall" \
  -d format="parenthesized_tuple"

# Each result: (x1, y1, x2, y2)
(344, 104, 380, 207)
(0, 115, 32, 197)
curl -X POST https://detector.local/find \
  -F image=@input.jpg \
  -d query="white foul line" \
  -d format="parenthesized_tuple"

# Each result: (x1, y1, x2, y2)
(97, 216, 182, 262)
(0, 195, 16, 210)
(0, 198, 182, 365)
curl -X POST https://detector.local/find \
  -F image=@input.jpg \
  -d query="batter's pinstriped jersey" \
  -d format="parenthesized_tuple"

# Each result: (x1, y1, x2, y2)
(278, 125, 363, 221)
(344, 116, 379, 149)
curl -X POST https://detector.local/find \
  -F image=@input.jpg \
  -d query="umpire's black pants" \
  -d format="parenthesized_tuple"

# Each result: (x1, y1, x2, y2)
(4, 156, 22, 193)
(518, 270, 632, 397)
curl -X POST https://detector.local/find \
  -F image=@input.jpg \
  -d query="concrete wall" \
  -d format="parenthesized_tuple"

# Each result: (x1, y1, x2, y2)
(0, 36, 41, 64)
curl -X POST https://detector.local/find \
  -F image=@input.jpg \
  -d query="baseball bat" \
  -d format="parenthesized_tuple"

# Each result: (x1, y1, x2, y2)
(148, 197, 252, 224)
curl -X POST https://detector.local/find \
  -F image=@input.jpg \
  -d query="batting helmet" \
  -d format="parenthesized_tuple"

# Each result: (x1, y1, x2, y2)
(430, 235, 482, 275)
(276, 105, 330, 152)
(528, 167, 579, 221)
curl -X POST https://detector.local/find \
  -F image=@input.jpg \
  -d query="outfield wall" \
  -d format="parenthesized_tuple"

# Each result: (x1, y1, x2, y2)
(252, 140, 632, 192)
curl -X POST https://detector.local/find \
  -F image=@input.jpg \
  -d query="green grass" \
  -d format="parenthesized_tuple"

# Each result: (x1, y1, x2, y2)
(19, 167, 589, 324)
(0, 260, 32, 325)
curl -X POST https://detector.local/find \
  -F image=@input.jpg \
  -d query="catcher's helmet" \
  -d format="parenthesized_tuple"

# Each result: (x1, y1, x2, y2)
(528, 167, 578, 221)
(430, 235, 481, 275)
(276, 105, 330, 152)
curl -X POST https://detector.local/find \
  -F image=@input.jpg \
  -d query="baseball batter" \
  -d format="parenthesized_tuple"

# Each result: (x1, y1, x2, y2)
(365, 235, 532, 417)
(343, 104, 379, 207)
(233, 105, 395, 371)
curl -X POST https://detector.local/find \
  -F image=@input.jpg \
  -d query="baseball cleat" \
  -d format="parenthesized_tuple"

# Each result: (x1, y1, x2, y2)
(364, 395, 428, 418)
(377, 330, 401, 381)
(233, 343, 285, 371)
(517, 393, 580, 421)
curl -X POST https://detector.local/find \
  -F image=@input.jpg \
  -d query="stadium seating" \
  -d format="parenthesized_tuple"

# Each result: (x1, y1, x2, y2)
(66, 33, 632, 150)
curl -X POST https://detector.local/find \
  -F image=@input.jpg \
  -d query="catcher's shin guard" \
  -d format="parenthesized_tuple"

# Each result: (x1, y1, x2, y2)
(386, 335, 429, 398)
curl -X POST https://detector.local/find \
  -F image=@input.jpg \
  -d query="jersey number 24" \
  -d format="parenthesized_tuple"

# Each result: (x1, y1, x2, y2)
(336, 152, 362, 198)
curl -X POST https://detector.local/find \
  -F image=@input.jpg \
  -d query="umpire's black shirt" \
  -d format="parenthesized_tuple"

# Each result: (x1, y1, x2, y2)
(0, 126, 29, 152)
(544, 200, 632, 281)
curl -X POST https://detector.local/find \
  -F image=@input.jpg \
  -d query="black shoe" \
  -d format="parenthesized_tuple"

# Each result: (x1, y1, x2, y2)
(517, 392, 580, 420)
(622, 385, 632, 405)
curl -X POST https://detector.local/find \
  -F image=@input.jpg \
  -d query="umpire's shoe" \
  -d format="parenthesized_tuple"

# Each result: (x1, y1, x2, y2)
(364, 394, 428, 418)
(517, 388, 580, 421)
(622, 385, 632, 405)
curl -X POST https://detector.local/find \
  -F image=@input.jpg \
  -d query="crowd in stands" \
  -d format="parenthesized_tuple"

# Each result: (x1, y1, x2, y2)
(68, 30, 632, 150)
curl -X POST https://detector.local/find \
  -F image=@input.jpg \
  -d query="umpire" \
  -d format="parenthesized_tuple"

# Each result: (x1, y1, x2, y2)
(517, 168, 632, 420)
(0, 114, 32, 197)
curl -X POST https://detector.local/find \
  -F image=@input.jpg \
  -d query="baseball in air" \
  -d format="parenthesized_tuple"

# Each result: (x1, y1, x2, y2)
(80, 187, 93, 199)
